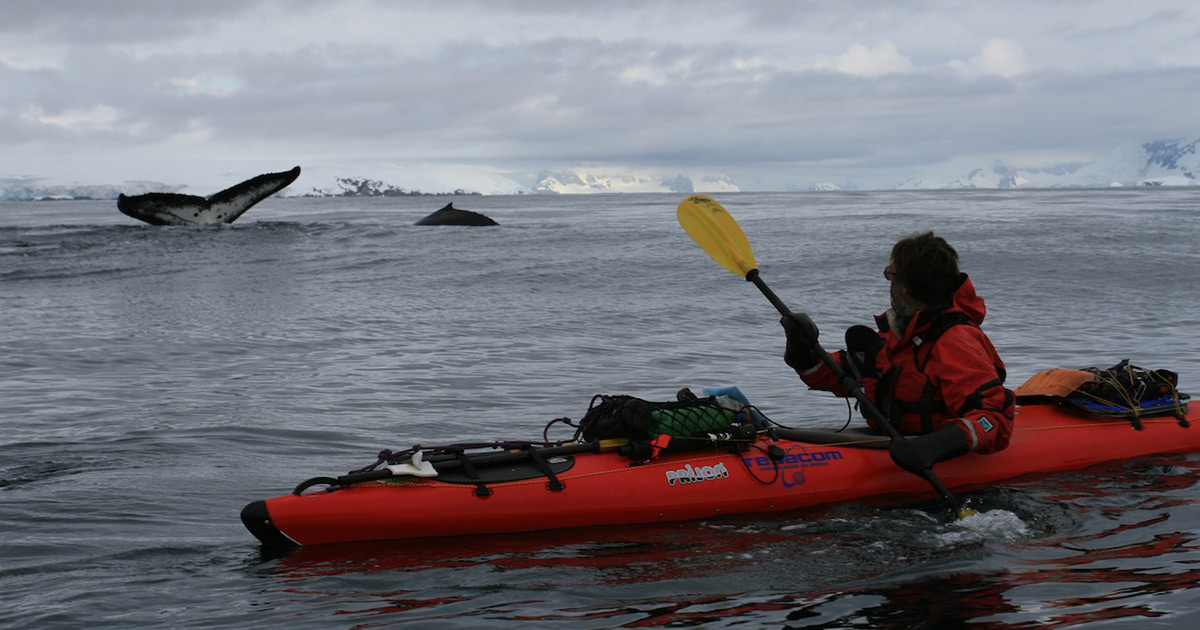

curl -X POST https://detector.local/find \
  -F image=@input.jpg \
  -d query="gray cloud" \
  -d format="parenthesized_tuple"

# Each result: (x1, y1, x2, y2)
(1, 0, 1197, 190)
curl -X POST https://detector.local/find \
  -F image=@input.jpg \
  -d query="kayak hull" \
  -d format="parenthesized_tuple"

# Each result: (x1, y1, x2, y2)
(242, 405, 1200, 546)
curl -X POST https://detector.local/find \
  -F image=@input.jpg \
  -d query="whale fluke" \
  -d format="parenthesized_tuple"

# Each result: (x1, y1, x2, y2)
(117, 166, 301, 225)
(414, 203, 498, 227)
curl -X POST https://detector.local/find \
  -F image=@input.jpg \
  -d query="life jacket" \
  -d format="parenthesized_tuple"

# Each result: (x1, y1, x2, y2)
(872, 311, 978, 433)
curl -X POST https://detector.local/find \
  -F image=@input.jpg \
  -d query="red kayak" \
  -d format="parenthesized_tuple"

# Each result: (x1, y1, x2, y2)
(241, 401, 1199, 547)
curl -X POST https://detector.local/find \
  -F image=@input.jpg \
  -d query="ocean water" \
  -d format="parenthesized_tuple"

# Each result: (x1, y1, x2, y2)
(2, 189, 1199, 629)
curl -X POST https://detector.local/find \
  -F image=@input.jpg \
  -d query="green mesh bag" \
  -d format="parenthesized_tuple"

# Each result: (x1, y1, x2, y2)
(649, 405, 736, 437)
(579, 393, 738, 442)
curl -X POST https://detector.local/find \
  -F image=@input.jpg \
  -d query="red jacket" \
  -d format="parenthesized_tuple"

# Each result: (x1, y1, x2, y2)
(799, 275, 1014, 453)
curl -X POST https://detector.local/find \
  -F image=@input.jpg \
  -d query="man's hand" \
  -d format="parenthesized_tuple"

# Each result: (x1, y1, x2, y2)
(780, 311, 821, 371)
(889, 423, 970, 474)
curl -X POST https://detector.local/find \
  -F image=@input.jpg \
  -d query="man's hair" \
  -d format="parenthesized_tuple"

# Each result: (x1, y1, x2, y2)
(891, 231, 961, 305)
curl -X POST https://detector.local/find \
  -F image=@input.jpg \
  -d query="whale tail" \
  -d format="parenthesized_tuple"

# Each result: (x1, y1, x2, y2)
(118, 166, 301, 226)
(206, 167, 301, 215)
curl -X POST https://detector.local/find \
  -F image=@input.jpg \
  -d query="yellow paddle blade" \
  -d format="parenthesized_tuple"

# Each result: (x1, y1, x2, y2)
(677, 195, 758, 277)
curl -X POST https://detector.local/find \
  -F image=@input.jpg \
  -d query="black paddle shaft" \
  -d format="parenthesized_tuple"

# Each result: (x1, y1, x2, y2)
(744, 269, 967, 515)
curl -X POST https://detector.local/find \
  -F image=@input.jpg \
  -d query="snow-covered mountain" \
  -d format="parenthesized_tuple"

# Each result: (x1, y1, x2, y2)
(808, 182, 843, 192)
(0, 163, 529, 201)
(297, 164, 528, 197)
(0, 165, 739, 201)
(2, 138, 1195, 200)
(1057, 138, 1198, 187)
(899, 138, 1198, 189)
(531, 170, 739, 194)
(301, 176, 480, 198)
(0, 178, 187, 201)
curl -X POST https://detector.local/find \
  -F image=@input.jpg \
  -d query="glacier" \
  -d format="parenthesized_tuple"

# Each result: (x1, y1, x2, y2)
(530, 170, 740, 194)
(2, 138, 1196, 201)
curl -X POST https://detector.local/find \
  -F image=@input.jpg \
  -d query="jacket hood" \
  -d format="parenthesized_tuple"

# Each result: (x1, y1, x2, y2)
(947, 274, 986, 325)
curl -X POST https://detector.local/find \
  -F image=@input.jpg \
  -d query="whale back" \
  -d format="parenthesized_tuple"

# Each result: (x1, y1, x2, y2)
(414, 203, 499, 226)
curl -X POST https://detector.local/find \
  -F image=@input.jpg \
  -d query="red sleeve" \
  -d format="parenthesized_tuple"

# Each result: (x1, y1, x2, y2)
(796, 348, 844, 388)
(925, 327, 1015, 453)
(797, 351, 848, 395)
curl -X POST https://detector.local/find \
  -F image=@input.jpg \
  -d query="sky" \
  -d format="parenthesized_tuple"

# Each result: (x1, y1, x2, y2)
(2, 0, 1198, 193)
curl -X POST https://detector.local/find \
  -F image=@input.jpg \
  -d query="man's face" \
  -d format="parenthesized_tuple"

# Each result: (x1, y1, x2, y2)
(887, 262, 913, 323)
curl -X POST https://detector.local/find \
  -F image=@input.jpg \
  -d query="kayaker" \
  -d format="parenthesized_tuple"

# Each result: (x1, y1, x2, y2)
(780, 231, 1015, 474)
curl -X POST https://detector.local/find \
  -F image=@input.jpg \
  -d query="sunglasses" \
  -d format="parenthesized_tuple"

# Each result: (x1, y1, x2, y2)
(884, 265, 896, 281)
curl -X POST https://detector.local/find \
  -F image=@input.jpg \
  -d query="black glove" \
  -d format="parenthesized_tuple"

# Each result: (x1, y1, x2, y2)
(780, 311, 821, 371)
(845, 325, 882, 379)
(889, 423, 970, 475)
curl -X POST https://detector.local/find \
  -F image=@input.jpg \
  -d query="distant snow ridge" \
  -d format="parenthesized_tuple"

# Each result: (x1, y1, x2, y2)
(302, 177, 479, 197)
(0, 178, 182, 201)
(898, 137, 1199, 190)
(2, 138, 1196, 200)
(532, 170, 739, 194)
(942, 163, 1088, 189)
(1047, 137, 1198, 188)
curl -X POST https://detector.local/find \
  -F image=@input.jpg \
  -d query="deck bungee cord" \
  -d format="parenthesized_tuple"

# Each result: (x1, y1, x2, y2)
(289, 386, 799, 497)
(1015, 360, 1190, 430)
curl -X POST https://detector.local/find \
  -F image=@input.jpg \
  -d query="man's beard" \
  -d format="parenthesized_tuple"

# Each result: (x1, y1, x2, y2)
(890, 283, 914, 332)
